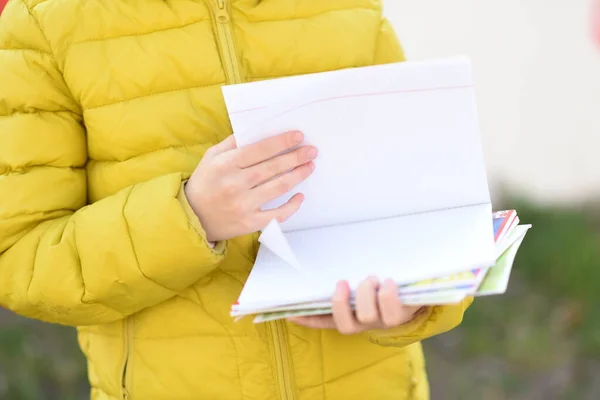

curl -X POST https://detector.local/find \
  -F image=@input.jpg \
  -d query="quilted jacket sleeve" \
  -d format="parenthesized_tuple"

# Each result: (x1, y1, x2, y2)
(373, 17, 407, 64)
(366, 298, 473, 347)
(0, 0, 225, 326)
(366, 17, 474, 347)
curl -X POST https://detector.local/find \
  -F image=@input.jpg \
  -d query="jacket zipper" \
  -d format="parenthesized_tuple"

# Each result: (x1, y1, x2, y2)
(267, 320, 297, 400)
(121, 317, 133, 400)
(214, 0, 242, 83)
(212, 2, 296, 399)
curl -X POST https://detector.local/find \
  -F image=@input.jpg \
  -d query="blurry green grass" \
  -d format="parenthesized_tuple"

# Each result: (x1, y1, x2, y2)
(507, 199, 600, 355)
(0, 316, 88, 400)
(425, 198, 600, 399)
(461, 198, 600, 353)
(1, 198, 600, 399)
(464, 199, 600, 355)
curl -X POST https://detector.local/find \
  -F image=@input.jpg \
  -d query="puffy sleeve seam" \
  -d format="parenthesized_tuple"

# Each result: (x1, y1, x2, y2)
(20, 0, 53, 54)
(121, 186, 177, 294)
(0, 47, 52, 56)
(19, 0, 81, 111)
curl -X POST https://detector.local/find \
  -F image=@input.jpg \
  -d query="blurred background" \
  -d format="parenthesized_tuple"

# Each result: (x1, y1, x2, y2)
(1, 0, 600, 399)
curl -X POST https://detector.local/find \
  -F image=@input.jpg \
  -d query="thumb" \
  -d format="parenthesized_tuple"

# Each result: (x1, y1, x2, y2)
(211, 134, 237, 154)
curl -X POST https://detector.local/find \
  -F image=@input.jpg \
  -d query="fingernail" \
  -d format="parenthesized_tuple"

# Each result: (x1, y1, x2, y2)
(307, 161, 315, 171)
(293, 131, 304, 143)
(307, 147, 318, 159)
(384, 278, 395, 287)
(368, 276, 379, 284)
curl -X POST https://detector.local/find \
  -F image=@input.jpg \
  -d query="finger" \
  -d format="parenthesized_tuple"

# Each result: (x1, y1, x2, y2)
(258, 192, 305, 226)
(355, 276, 381, 326)
(235, 131, 304, 168)
(332, 280, 360, 335)
(210, 134, 237, 155)
(377, 279, 405, 327)
(251, 162, 314, 206)
(245, 145, 318, 188)
(287, 315, 336, 330)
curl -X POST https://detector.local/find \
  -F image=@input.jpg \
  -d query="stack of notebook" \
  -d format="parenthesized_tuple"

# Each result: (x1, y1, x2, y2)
(220, 57, 531, 324)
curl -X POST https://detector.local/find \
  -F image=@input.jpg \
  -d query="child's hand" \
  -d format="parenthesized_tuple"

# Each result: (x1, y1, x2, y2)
(288, 278, 423, 334)
(185, 131, 317, 242)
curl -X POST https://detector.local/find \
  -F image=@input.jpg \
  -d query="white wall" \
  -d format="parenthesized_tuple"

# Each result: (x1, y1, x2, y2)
(384, 0, 600, 204)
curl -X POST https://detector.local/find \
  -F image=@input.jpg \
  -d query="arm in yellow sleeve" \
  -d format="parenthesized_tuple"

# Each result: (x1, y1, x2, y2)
(373, 15, 407, 65)
(366, 297, 473, 347)
(0, 0, 225, 327)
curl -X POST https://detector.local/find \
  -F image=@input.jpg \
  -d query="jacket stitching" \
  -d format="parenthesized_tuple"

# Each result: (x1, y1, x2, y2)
(228, 240, 257, 267)
(0, 165, 85, 175)
(408, 356, 416, 399)
(68, 19, 211, 48)
(110, 333, 251, 340)
(319, 330, 325, 400)
(0, 108, 79, 118)
(121, 185, 176, 293)
(86, 143, 209, 164)
(215, 267, 245, 287)
(225, 327, 245, 400)
(83, 81, 224, 111)
(187, 284, 245, 399)
(72, 216, 88, 307)
(24, 235, 43, 307)
(242, 6, 377, 24)
(371, 18, 384, 64)
(73, 218, 126, 317)
(299, 352, 401, 390)
(0, 47, 52, 56)
(0, 208, 74, 223)
(21, 0, 83, 113)
(80, 330, 252, 339)
(247, 63, 365, 81)
(29, 0, 52, 11)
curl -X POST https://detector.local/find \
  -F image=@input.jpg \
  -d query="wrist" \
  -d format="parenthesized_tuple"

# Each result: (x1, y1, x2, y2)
(178, 182, 220, 247)
(183, 182, 213, 239)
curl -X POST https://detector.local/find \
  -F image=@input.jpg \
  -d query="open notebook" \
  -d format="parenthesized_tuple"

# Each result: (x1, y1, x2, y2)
(223, 57, 498, 311)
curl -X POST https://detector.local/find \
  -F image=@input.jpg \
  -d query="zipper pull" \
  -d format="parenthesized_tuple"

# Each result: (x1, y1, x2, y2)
(216, 0, 229, 23)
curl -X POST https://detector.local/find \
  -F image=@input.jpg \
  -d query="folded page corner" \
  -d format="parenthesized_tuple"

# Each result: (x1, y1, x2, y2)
(259, 219, 303, 270)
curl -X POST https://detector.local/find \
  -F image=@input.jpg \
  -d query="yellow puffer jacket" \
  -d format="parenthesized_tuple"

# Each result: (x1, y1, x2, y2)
(0, 1, 472, 399)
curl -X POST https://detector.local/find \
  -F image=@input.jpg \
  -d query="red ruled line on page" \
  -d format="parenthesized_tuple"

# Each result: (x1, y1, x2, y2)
(228, 84, 474, 116)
